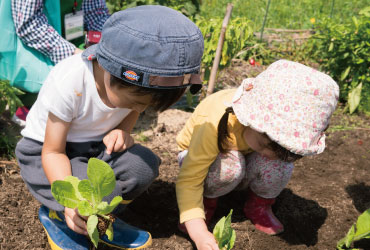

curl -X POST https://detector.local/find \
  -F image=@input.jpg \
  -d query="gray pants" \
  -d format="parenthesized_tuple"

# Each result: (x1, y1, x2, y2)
(15, 137, 160, 211)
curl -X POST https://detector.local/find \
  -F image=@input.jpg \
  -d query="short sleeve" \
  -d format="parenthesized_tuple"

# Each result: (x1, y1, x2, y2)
(39, 65, 82, 122)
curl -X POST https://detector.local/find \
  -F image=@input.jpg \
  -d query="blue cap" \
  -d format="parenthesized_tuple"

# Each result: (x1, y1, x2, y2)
(82, 5, 204, 92)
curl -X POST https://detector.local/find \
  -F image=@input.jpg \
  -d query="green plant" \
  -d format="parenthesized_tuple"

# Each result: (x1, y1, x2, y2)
(200, 0, 369, 30)
(213, 209, 236, 250)
(197, 17, 254, 81)
(337, 208, 370, 250)
(135, 131, 150, 142)
(0, 79, 23, 158)
(0, 79, 23, 117)
(308, 6, 370, 114)
(51, 158, 123, 248)
(106, 0, 200, 18)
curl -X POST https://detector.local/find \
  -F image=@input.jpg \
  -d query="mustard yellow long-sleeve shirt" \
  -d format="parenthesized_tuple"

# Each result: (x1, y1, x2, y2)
(176, 89, 252, 223)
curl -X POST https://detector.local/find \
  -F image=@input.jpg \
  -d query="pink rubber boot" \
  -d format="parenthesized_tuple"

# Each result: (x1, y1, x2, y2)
(243, 189, 284, 235)
(178, 197, 218, 234)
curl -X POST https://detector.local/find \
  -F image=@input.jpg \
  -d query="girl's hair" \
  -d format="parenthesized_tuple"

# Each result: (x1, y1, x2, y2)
(110, 75, 186, 112)
(217, 107, 303, 163)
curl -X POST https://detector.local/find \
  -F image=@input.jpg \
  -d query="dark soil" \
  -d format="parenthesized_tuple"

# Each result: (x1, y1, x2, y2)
(1, 67, 370, 249)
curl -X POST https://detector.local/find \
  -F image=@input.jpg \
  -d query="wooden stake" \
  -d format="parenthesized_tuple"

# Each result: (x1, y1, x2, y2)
(206, 3, 233, 96)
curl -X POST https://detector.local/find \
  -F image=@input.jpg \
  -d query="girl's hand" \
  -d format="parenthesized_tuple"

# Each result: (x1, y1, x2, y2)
(193, 231, 219, 250)
(64, 207, 88, 235)
(185, 218, 219, 250)
(103, 129, 134, 154)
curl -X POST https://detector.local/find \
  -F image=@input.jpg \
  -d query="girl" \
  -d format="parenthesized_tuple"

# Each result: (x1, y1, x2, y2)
(175, 60, 339, 250)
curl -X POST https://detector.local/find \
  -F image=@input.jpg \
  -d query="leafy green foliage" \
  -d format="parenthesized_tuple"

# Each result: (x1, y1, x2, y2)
(337, 208, 370, 250)
(0, 79, 23, 117)
(200, 0, 369, 30)
(213, 209, 236, 250)
(196, 17, 254, 81)
(308, 7, 370, 114)
(0, 79, 24, 158)
(106, 0, 199, 18)
(51, 158, 122, 248)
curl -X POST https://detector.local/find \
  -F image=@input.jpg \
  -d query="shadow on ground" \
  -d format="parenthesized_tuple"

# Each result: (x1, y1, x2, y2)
(345, 183, 370, 213)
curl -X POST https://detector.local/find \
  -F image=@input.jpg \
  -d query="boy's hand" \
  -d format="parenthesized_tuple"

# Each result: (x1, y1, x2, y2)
(64, 207, 88, 235)
(185, 218, 219, 250)
(103, 129, 134, 155)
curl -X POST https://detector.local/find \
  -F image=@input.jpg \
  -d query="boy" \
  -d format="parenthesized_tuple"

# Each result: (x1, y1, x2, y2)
(15, 5, 204, 249)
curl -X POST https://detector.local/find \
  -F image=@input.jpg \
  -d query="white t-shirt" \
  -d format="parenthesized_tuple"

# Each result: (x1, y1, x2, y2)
(21, 54, 131, 142)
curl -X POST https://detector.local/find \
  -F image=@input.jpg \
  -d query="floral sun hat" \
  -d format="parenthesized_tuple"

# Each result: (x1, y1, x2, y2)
(231, 60, 339, 156)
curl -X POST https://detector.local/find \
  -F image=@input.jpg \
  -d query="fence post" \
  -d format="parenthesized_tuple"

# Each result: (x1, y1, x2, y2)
(206, 3, 233, 96)
(330, 0, 335, 18)
(260, 0, 271, 42)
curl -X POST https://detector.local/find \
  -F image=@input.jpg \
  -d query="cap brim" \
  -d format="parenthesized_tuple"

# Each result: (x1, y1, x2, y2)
(81, 44, 98, 60)
(189, 74, 202, 94)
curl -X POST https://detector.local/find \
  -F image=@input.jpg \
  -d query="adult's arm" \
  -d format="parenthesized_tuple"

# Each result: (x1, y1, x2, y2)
(82, 0, 110, 32)
(11, 0, 76, 63)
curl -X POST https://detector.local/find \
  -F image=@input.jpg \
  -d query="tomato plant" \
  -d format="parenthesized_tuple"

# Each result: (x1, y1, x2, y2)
(196, 17, 254, 81)
(308, 7, 370, 114)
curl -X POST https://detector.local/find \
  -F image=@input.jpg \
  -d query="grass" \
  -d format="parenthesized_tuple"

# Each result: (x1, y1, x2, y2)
(134, 131, 150, 142)
(199, 0, 369, 30)
(327, 107, 370, 133)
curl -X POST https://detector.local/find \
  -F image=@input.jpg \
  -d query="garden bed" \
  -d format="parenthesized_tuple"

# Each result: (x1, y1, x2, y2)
(1, 88, 370, 250)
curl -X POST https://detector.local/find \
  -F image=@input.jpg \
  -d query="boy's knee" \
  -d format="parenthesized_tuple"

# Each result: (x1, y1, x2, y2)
(125, 144, 160, 180)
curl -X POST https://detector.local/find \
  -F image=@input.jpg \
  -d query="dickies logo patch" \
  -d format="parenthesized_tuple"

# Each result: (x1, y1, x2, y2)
(123, 70, 140, 81)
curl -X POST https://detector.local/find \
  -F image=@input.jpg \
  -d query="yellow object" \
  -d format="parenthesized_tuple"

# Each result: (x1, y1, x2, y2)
(101, 233, 152, 250)
(310, 18, 316, 24)
(120, 199, 133, 205)
(48, 209, 62, 222)
(176, 89, 252, 223)
(43, 226, 63, 250)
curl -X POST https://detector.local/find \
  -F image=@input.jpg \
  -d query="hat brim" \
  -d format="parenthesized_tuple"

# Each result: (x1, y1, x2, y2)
(231, 78, 326, 156)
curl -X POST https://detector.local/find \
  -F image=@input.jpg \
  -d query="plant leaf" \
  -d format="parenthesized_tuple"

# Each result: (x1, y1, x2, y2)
(348, 82, 362, 114)
(64, 176, 83, 200)
(359, 6, 370, 17)
(79, 179, 98, 205)
(105, 222, 114, 241)
(345, 225, 356, 248)
(353, 208, 370, 241)
(97, 196, 123, 215)
(213, 216, 226, 242)
(87, 215, 99, 248)
(328, 42, 334, 52)
(51, 180, 80, 208)
(340, 66, 351, 81)
(213, 209, 235, 249)
(77, 200, 94, 216)
(229, 229, 236, 250)
(87, 158, 116, 203)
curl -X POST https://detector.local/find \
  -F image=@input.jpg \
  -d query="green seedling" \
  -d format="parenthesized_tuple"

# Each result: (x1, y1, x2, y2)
(213, 209, 236, 250)
(51, 158, 122, 248)
(337, 208, 370, 250)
